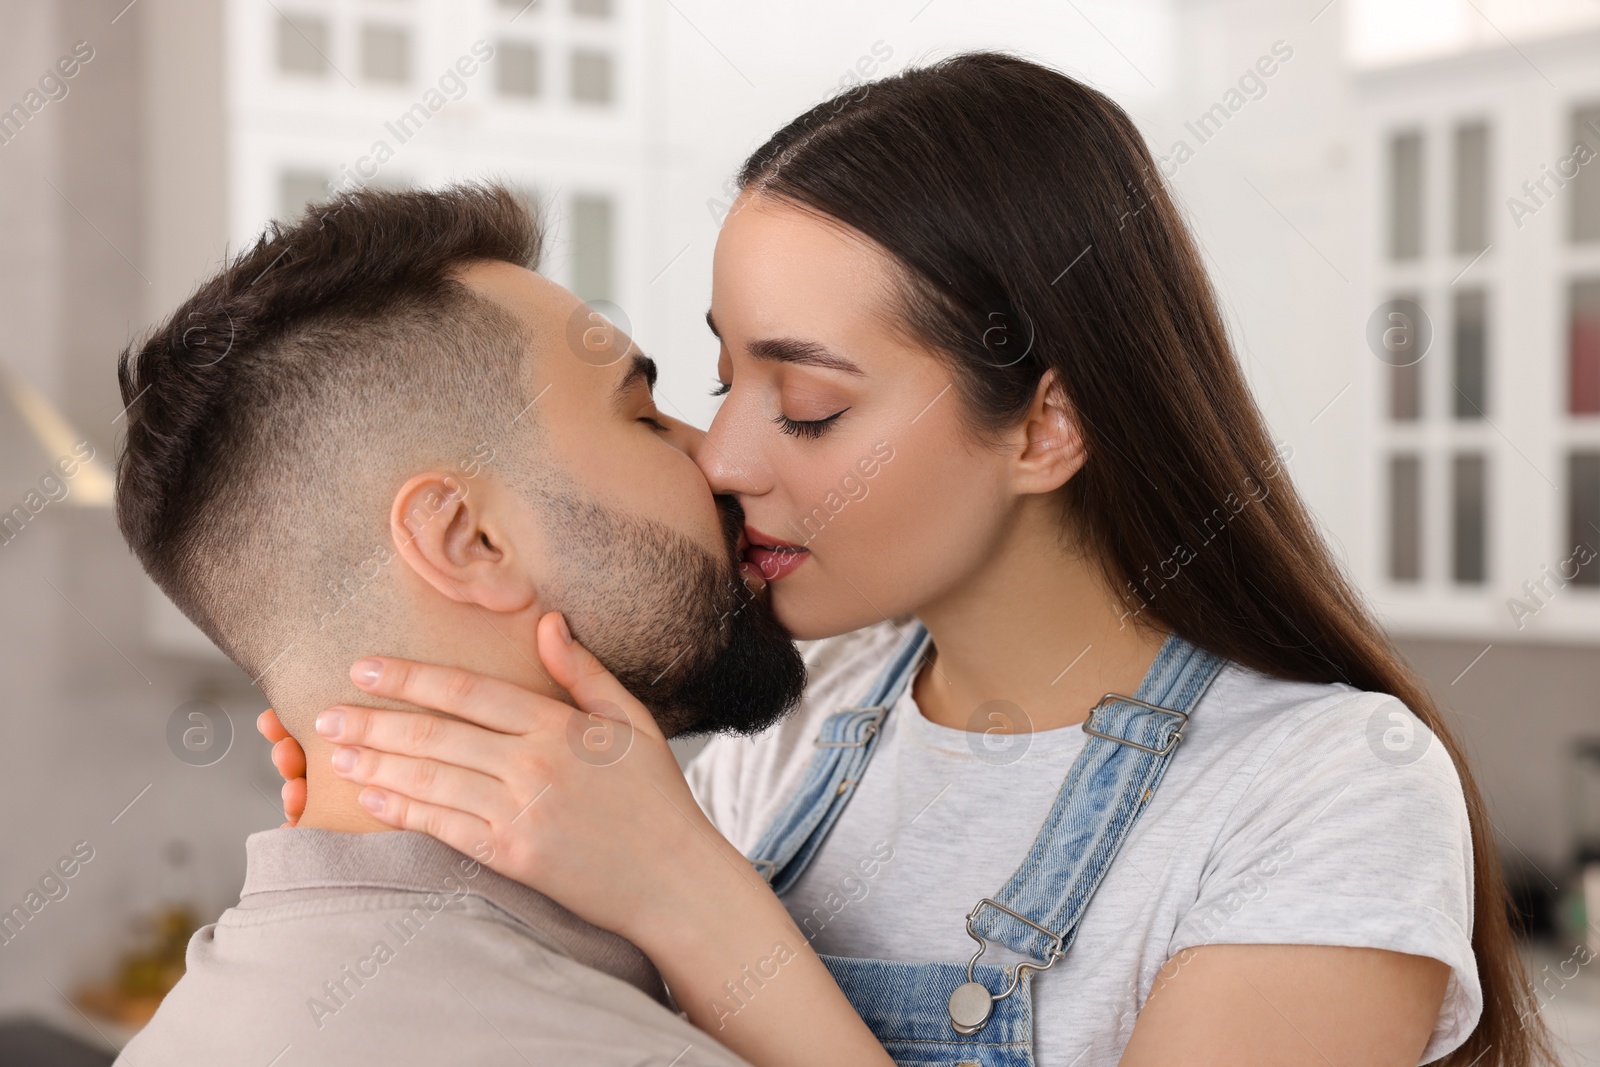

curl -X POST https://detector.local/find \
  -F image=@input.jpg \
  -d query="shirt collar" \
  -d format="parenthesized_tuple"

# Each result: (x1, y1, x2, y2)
(242, 828, 665, 1003)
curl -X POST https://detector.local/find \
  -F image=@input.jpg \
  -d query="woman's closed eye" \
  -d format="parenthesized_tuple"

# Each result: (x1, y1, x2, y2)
(773, 408, 848, 440)
(709, 370, 851, 438)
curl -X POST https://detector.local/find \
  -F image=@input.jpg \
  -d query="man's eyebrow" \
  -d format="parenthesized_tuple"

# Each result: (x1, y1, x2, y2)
(704, 310, 863, 376)
(611, 354, 658, 409)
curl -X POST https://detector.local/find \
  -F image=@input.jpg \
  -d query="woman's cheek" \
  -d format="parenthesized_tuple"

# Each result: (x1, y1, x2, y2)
(782, 435, 999, 636)
(836, 456, 970, 592)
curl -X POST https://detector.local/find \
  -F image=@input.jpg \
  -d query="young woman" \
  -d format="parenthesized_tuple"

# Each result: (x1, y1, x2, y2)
(261, 53, 1551, 1067)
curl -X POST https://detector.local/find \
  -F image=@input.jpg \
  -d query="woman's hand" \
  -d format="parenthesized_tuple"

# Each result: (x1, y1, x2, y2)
(257, 709, 306, 827)
(313, 611, 894, 1067)
(317, 612, 738, 943)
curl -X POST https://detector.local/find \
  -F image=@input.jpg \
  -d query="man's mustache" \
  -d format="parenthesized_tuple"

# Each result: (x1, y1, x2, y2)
(716, 494, 746, 560)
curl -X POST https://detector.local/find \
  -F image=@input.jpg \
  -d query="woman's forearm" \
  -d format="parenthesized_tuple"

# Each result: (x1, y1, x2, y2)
(629, 848, 894, 1067)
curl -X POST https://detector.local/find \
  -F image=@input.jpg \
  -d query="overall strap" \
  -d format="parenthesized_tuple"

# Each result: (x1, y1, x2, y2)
(967, 632, 1227, 964)
(746, 624, 931, 894)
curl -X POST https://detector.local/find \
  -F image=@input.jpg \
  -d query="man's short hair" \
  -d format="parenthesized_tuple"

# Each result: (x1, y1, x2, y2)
(116, 184, 543, 695)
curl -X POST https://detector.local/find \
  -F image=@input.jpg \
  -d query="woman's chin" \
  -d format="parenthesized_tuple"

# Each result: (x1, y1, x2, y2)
(771, 584, 831, 642)
(771, 581, 893, 643)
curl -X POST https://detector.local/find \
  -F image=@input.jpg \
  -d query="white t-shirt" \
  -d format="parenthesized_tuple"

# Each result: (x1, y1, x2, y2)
(686, 620, 1480, 1066)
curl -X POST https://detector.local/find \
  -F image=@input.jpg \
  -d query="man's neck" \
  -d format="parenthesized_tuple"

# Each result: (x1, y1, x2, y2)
(298, 745, 394, 832)
(286, 604, 565, 833)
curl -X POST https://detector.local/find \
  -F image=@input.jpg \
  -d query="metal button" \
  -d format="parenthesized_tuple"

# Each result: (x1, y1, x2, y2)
(948, 981, 993, 1035)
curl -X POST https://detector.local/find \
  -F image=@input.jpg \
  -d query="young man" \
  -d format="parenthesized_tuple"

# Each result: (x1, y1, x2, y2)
(111, 185, 805, 1065)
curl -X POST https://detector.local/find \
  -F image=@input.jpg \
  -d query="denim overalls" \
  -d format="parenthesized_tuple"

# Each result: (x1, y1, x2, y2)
(745, 624, 1227, 1067)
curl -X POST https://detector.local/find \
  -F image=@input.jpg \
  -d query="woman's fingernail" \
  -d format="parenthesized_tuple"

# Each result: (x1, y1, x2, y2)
(315, 709, 344, 737)
(351, 659, 382, 687)
(331, 747, 357, 773)
(359, 789, 385, 814)
(555, 613, 574, 645)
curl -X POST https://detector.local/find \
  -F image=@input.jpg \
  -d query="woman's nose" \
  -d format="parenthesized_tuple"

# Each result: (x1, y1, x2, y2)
(695, 403, 766, 497)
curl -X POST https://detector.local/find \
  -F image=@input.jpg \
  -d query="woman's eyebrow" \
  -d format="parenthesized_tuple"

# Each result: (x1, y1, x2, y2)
(747, 337, 865, 375)
(704, 311, 863, 375)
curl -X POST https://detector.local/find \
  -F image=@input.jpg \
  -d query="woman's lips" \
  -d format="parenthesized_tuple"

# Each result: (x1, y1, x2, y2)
(742, 524, 810, 581)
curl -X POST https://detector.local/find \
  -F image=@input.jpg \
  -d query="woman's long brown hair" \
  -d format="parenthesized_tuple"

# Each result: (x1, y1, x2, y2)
(737, 51, 1553, 1066)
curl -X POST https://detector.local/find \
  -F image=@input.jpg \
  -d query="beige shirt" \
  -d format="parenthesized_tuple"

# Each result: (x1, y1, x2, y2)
(116, 828, 746, 1066)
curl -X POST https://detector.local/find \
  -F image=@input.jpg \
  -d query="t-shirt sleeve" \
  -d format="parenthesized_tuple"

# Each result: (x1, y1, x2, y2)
(1169, 691, 1481, 1064)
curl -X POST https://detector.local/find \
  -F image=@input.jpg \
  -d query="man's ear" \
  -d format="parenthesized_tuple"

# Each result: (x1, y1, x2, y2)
(389, 473, 536, 614)
(1009, 369, 1087, 495)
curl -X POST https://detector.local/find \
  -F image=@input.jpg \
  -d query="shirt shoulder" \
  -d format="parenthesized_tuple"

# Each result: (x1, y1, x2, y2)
(117, 891, 747, 1066)
(686, 620, 910, 852)
(1167, 666, 1479, 1062)
(1185, 662, 1468, 846)
(1171, 660, 1461, 806)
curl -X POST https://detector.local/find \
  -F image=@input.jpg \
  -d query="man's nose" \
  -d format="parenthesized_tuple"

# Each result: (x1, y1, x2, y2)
(656, 412, 707, 459)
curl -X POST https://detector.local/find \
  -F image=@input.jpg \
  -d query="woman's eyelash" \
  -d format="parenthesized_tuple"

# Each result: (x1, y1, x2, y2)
(715, 375, 846, 439)
(773, 410, 848, 440)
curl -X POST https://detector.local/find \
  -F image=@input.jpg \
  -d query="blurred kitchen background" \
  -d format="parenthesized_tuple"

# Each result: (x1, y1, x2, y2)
(1, 0, 1598, 1062)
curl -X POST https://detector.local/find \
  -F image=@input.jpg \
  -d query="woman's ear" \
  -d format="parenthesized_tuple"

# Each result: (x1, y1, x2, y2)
(1011, 369, 1087, 495)
(389, 473, 536, 614)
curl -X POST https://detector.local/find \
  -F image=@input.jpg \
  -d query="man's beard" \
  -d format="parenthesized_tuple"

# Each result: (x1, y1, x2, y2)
(535, 488, 806, 738)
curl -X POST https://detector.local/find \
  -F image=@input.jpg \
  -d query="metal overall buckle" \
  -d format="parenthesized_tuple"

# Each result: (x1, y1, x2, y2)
(748, 707, 891, 886)
(813, 705, 888, 748)
(1082, 693, 1189, 756)
(947, 898, 1066, 1036)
